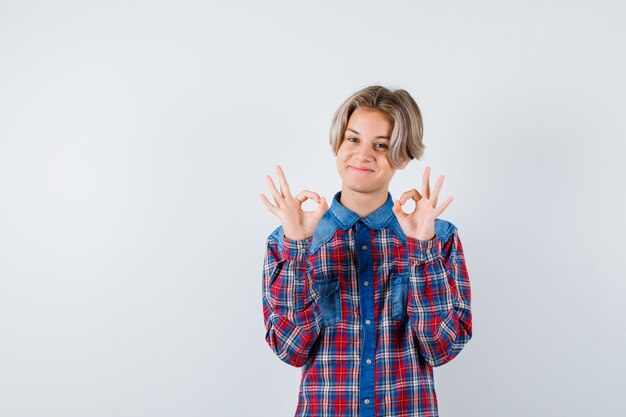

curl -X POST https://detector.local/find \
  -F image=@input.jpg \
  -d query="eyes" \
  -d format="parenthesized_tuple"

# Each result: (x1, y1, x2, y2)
(346, 137, 389, 150)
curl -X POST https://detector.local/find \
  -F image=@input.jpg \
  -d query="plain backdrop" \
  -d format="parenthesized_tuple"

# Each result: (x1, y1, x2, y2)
(1, 1, 625, 416)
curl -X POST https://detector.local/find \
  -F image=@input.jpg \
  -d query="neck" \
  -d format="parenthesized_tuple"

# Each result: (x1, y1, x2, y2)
(339, 186, 389, 218)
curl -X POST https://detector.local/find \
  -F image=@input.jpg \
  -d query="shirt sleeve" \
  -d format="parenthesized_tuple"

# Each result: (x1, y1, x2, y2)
(261, 233, 323, 367)
(405, 228, 473, 367)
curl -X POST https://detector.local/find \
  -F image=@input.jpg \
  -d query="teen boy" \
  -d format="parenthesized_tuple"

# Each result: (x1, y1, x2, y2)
(260, 86, 472, 417)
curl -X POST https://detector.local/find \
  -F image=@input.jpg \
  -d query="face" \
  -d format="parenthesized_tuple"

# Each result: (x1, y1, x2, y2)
(336, 107, 404, 196)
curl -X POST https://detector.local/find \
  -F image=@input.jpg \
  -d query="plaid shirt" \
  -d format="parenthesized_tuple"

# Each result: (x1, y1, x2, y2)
(262, 191, 472, 417)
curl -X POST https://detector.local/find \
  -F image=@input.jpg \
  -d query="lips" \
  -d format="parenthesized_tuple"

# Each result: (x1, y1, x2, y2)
(349, 165, 374, 173)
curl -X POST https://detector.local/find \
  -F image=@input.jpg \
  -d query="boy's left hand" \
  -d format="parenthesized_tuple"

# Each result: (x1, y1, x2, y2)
(392, 166, 454, 241)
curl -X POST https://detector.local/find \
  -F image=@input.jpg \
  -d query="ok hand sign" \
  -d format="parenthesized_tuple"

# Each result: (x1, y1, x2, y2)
(260, 165, 329, 241)
(392, 166, 454, 241)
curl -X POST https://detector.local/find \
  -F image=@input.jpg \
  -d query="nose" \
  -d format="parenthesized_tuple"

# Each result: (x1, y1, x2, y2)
(355, 144, 374, 161)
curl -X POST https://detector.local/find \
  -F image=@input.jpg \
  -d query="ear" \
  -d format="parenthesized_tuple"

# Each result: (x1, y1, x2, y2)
(398, 158, 410, 170)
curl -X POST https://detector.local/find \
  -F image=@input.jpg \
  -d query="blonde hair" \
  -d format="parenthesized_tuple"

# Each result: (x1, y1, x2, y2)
(329, 85, 424, 169)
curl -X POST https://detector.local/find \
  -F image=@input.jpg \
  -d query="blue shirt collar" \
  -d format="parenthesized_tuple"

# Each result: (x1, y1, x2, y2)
(328, 191, 396, 230)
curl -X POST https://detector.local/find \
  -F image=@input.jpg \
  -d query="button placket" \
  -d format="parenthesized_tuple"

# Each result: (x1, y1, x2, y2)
(355, 220, 376, 415)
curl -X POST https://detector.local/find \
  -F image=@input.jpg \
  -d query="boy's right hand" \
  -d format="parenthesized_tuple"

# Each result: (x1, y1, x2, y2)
(260, 164, 329, 241)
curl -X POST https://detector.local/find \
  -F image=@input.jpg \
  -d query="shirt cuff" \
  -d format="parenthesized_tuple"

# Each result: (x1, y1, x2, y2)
(282, 235, 312, 261)
(406, 235, 442, 264)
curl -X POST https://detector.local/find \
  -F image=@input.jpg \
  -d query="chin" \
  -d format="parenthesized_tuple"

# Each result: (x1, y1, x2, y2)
(342, 180, 379, 194)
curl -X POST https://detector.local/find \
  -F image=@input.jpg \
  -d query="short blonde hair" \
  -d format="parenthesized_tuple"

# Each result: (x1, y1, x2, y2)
(329, 85, 424, 169)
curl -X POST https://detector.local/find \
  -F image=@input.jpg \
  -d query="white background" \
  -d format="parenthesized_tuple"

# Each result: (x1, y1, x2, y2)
(1, 1, 625, 416)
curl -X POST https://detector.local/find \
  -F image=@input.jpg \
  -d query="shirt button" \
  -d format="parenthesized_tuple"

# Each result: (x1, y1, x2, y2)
(365, 319, 371, 325)
(364, 281, 370, 286)
(364, 399, 370, 405)
(366, 359, 372, 364)
(361, 245, 368, 250)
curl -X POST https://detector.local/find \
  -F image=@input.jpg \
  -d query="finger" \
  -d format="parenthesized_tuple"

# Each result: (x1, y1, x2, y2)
(259, 193, 278, 215)
(314, 196, 329, 217)
(422, 166, 431, 199)
(399, 189, 421, 205)
(265, 175, 283, 206)
(435, 196, 454, 217)
(392, 199, 408, 219)
(431, 175, 445, 208)
(296, 190, 321, 205)
(275, 164, 292, 197)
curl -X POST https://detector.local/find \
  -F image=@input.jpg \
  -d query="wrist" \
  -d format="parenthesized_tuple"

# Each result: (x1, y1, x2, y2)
(409, 232, 435, 240)
(283, 226, 311, 241)
(405, 227, 435, 241)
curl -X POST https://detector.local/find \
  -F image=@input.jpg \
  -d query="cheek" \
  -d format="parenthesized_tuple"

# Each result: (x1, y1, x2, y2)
(337, 146, 350, 160)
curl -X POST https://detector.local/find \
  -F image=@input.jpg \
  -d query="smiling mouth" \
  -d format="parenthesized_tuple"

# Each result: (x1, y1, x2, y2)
(349, 166, 374, 173)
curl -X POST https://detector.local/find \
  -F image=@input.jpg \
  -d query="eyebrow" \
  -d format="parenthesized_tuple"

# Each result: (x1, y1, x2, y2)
(346, 128, 390, 140)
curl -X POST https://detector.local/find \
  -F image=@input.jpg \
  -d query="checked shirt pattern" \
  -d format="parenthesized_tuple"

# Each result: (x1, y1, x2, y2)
(262, 192, 472, 417)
